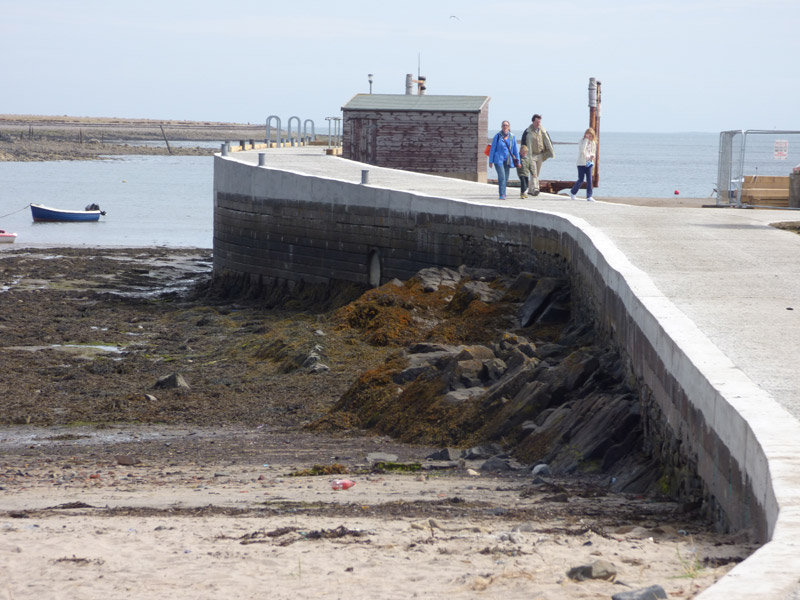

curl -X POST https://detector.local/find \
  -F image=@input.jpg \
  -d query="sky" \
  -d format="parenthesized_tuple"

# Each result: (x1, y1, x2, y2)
(2, 0, 798, 133)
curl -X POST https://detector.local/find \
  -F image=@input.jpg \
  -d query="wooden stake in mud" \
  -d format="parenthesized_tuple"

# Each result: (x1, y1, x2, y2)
(79, 129, 83, 144)
(160, 125, 173, 155)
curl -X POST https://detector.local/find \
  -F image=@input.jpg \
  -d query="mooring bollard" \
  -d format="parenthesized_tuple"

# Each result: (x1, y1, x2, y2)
(221, 142, 228, 156)
(258, 153, 266, 166)
(361, 170, 370, 185)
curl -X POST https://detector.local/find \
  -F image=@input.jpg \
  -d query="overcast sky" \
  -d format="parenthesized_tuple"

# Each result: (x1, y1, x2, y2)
(2, 0, 797, 133)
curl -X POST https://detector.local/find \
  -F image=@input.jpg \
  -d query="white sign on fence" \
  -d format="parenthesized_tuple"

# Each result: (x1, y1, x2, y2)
(774, 140, 788, 160)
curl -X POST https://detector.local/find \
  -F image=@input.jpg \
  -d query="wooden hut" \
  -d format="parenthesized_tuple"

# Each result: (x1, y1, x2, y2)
(341, 94, 490, 182)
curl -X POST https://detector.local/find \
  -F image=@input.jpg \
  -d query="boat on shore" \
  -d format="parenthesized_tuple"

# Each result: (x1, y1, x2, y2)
(0, 230, 17, 243)
(30, 203, 106, 222)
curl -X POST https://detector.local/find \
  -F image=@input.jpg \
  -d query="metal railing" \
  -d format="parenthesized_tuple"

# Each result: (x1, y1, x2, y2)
(303, 119, 315, 143)
(265, 115, 282, 148)
(287, 116, 301, 146)
(325, 117, 342, 149)
(716, 129, 800, 208)
(265, 116, 318, 148)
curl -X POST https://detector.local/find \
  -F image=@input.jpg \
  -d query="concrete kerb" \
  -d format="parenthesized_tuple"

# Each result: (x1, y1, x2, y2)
(215, 152, 800, 598)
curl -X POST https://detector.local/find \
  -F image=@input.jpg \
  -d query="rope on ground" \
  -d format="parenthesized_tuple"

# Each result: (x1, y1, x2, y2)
(0, 204, 30, 219)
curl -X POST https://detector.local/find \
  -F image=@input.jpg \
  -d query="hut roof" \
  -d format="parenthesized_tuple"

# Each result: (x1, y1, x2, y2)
(342, 94, 490, 112)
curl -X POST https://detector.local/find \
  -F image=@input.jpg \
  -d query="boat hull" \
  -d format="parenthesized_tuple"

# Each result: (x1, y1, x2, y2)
(0, 233, 17, 243)
(30, 203, 101, 222)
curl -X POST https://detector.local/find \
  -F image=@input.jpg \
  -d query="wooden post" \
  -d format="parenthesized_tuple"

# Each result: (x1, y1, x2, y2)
(79, 129, 83, 144)
(159, 125, 172, 155)
(591, 81, 601, 188)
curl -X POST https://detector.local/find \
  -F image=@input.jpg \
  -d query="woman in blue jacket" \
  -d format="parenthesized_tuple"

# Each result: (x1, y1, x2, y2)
(488, 120, 521, 200)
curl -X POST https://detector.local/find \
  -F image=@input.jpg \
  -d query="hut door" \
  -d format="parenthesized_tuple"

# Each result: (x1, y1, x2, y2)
(351, 118, 378, 164)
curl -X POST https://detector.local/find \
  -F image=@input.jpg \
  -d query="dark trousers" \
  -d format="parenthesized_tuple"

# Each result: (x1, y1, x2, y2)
(571, 165, 593, 198)
(519, 176, 529, 194)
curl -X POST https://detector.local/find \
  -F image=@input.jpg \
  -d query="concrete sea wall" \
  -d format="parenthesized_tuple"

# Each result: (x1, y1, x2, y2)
(213, 155, 798, 598)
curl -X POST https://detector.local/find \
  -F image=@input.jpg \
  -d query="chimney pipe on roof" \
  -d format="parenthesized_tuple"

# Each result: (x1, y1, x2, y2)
(405, 74, 413, 95)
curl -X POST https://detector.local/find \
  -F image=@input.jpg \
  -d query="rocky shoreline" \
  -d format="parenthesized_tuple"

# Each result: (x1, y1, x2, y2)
(306, 266, 658, 495)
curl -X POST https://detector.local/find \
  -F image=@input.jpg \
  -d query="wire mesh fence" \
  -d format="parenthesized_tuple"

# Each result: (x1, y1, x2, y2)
(717, 130, 800, 208)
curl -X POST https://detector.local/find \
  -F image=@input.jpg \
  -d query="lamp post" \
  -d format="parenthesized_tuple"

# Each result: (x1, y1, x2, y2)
(368, 73, 373, 94)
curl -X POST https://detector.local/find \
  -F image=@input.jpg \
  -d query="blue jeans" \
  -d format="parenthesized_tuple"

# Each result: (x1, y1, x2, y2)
(495, 161, 510, 198)
(571, 165, 593, 198)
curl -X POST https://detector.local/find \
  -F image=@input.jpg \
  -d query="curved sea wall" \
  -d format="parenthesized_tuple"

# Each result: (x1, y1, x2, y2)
(213, 155, 799, 598)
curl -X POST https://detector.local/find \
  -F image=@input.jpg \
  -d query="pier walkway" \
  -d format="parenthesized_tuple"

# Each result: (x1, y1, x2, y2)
(222, 147, 800, 599)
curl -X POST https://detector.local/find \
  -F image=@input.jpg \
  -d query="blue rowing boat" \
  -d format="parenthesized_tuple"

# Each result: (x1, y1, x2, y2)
(30, 203, 106, 222)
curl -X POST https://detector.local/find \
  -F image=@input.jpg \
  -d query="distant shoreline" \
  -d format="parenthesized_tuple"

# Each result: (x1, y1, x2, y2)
(0, 115, 269, 161)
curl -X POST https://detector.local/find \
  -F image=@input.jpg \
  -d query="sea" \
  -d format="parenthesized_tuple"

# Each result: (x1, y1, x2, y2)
(1, 132, 797, 249)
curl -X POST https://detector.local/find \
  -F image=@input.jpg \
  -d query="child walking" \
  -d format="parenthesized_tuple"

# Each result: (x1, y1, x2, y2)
(516, 145, 535, 199)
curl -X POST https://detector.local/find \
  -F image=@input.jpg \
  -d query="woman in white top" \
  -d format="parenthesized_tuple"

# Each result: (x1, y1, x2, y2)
(569, 128, 597, 202)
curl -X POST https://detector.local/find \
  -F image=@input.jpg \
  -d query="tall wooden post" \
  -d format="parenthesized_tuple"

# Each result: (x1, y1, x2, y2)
(589, 78, 601, 188)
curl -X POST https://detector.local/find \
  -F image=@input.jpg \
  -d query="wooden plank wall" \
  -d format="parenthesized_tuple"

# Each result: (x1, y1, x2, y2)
(477, 106, 489, 179)
(741, 175, 790, 207)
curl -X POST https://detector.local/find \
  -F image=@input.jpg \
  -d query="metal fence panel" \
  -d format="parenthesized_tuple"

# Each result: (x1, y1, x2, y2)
(717, 130, 800, 208)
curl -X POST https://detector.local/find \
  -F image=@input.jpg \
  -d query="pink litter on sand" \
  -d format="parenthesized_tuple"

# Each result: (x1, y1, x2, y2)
(331, 479, 355, 490)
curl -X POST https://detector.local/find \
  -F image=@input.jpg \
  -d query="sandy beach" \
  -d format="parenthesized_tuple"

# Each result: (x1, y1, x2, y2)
(1, 424, 754, 600)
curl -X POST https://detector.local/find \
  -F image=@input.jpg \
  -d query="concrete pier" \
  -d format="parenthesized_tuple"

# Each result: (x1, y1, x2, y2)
(214, 147, 800, 599)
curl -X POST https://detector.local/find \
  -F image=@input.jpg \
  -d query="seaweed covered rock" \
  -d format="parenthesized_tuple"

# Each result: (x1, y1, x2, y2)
(312, 264, 659, 492)
(332, 267, 517, 347)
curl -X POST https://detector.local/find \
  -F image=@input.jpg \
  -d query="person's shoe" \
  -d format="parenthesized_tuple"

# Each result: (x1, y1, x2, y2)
(569, 192, 576, 200)
(586, 196, 596, 202)
(532, 189, 540, 196)
(500, 195, 506, 200)
(520, 193, 527, 199)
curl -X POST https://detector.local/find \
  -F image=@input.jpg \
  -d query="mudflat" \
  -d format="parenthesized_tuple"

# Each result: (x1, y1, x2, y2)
(0, 248, 754, 599)
(0, 114, 266, 161)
